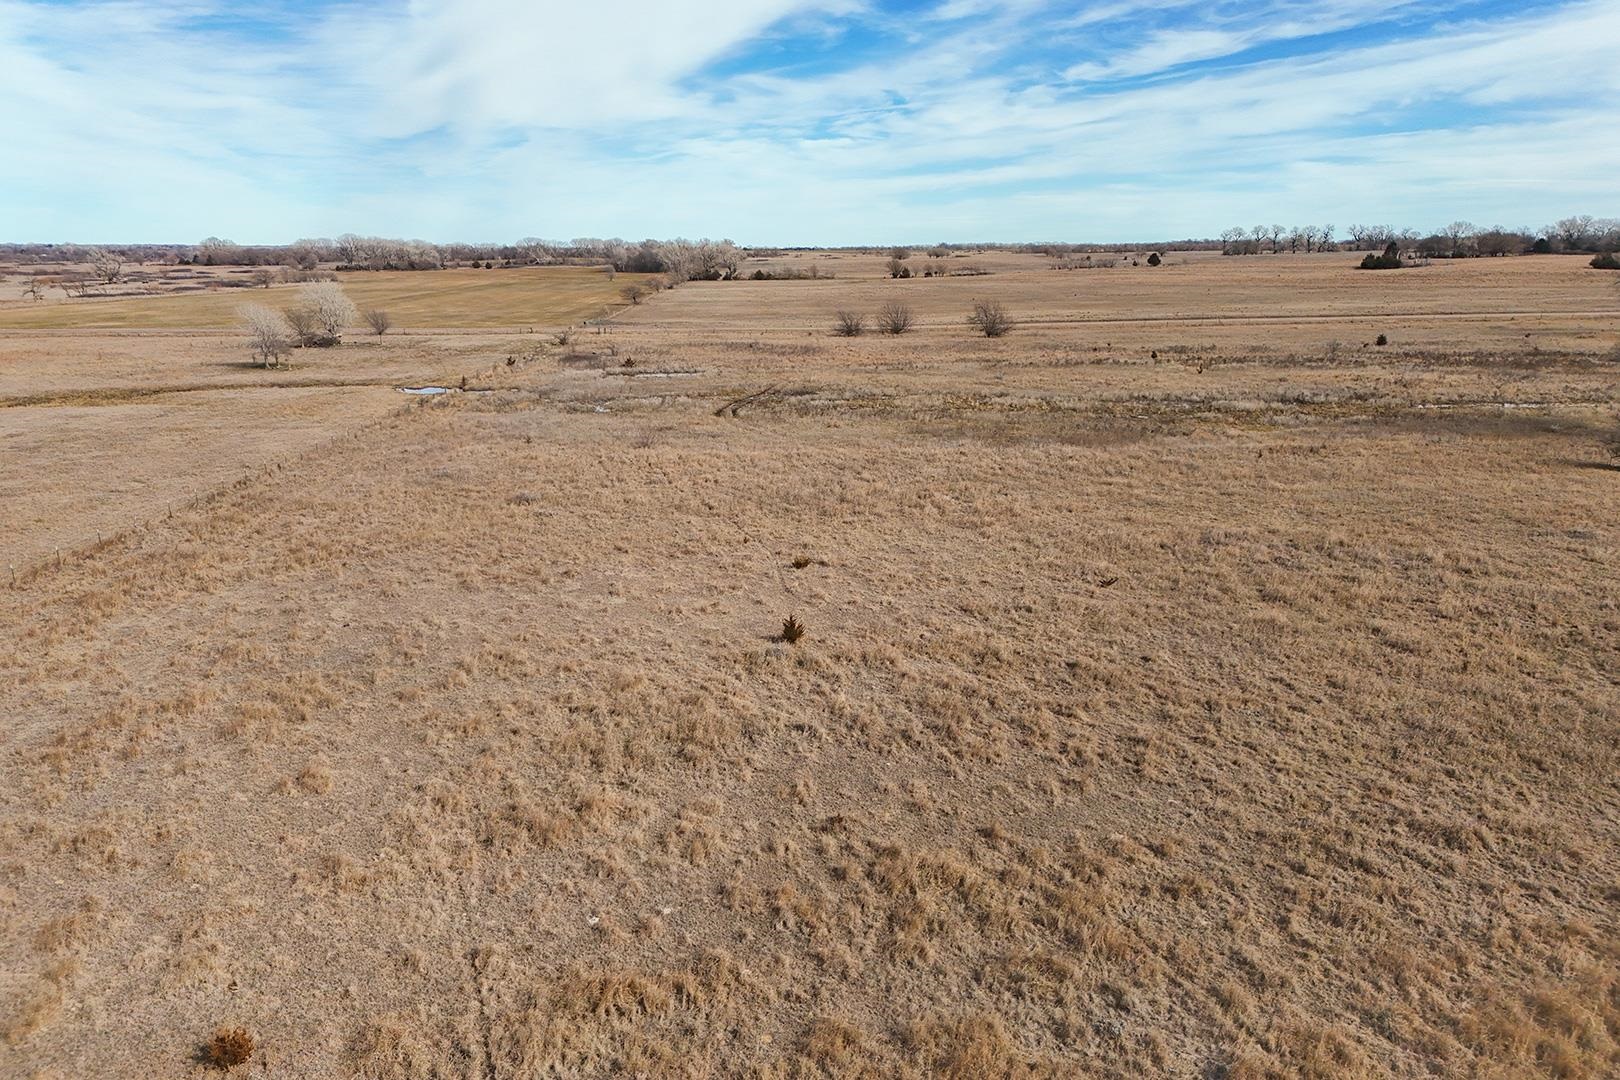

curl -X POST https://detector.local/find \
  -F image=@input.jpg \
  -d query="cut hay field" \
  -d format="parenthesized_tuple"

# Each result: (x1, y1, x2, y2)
(1, 253, 1617, 1079)
(0, 266, 648, 331)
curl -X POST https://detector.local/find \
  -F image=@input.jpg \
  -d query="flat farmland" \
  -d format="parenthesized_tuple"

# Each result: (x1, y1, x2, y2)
(639, 252, 1620, 353)
(1, 253, 1617, 1079)
(0, 266, 649, 331)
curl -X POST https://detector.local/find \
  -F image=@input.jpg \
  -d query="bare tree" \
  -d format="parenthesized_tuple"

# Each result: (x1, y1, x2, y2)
(61, 272, 95, 298)
(877, 303, 914, 335)
(284, 282, 357, 346)
(251, 268, 276, 288)
(886, 256, 910, 279)
(238, 304, 293, 367)
(364, 309, 393, 335)
(1475, 228, 1520, 257)
(967, 300, 1014, 337)
(284, 306, 318, 347)
(620, 283, 650, 305)
(1352, 225, 1394, 251)
(1594, 218, 1620, 251)
(334, 233, 369, 266)
(1443, 221, 1477, 258)
(87, 247, 124, 284)
(22, 279, 44, 301)
(833, 310, 866, 337)
(1220, 228, 1253, 255)
(1553, 215, 1596, 250)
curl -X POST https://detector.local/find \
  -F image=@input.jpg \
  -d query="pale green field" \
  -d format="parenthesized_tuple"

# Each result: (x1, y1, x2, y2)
(0, 267, 650, 329)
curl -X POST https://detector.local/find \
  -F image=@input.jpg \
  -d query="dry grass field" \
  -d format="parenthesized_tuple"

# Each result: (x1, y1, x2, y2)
(0, 267, 646, 331)
(1, 252, 1617, 1079)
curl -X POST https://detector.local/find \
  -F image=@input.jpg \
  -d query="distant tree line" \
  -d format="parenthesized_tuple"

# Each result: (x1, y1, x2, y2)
(1220, 216, 1620, 258)
(3, 215, 1612, 274)
(0, 236, 744, 281)
(1219, 225, 1337, 255)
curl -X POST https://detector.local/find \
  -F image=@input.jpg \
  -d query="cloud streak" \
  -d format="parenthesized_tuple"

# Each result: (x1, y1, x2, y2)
(0, 0, 1613, 242)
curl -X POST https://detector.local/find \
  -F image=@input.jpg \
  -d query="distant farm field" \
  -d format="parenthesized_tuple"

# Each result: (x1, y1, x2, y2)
(0, 266, 648, 330)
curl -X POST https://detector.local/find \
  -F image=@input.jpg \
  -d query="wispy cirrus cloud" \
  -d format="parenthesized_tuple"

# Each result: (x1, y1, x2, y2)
(0, 0, 1612, 242)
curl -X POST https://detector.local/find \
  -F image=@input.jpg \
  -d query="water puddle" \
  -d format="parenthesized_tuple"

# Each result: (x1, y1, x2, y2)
(1414, 401, 1559, 410)
(398, 386, 505, 396)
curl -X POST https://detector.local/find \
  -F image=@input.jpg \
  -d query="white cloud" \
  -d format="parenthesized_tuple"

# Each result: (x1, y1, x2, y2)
(1065, 28, 1251, 81)
(0, 0, 1615, 242)
(320, 0, 861, 137)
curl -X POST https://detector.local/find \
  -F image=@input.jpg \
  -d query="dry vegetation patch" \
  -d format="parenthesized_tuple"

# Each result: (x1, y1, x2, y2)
(0, 266, 650, 330)
(0, 252, 1616, 1077)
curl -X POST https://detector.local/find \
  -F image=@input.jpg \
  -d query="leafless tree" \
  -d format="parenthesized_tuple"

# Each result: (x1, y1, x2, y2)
(1443, 221, 1477, 257)
(620, 283, 650, 305)
(1475, 228, 1520, 257)
(1348, 224, 1393, 251)
(516, 237, 551, 265)
(1220, 228, 1254, 255)
(364, 309, 392, 335)
(87, 247, 124, 284)
(284, 306, 318, 347)
(22, 279, 44, 301)
(877, 303, 914, 335)
(1555, 215, 1596, 250)
(967, 300, 1014, 337)
(284, 282, 357, 346)
(334, 233, 369, 266)
(833, 310, 866, 337)
(286, 239, 327, 270)
(61, 272, 95, 298)
(239, 304, 294, 367)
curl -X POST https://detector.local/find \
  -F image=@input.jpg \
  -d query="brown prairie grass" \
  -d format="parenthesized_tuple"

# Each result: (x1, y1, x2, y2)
(0, 251, 1616, 1078)
(0, 266, 653, 330)
(202, 1026, 255, 1070)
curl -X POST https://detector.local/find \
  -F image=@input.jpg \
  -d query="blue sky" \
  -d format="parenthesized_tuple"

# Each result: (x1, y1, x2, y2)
(1, 0, 1616, 244)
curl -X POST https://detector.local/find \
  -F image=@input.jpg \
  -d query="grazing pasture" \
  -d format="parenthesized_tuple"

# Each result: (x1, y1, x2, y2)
(1, 251, 1616, 1078)
(0, 266, 647, 330)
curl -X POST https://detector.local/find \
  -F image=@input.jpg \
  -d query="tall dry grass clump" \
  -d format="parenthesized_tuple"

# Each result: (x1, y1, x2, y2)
(833, 310, 866, 337)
